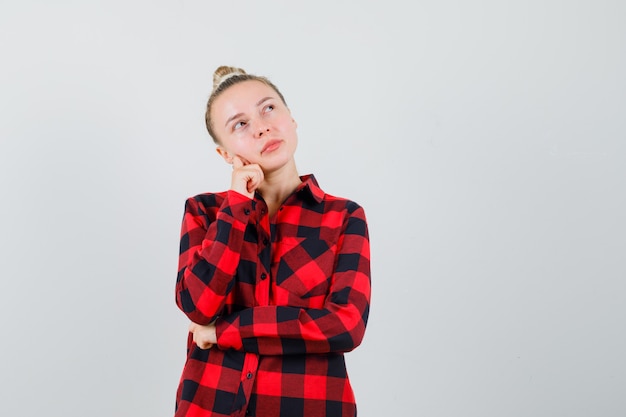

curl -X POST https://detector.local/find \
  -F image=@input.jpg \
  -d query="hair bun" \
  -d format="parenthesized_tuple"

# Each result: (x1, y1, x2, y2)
(213, 65, 247, 89)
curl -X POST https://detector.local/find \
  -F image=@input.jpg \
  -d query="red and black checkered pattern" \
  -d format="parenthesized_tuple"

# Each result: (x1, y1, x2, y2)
(175, 175, 371, 417)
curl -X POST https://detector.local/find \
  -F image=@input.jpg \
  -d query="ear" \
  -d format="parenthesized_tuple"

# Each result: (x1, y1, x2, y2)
(288, 109, 297, 129)
(216, 146, 233, 165)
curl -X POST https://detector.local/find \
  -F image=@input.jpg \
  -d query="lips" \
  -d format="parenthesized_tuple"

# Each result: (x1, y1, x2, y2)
(261, 139, 282, 154)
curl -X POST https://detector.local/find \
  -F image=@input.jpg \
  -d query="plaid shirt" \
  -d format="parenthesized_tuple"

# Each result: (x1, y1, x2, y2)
(174, 175, 371, 417)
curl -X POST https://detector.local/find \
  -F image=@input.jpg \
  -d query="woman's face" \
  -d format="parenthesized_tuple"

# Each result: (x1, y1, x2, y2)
(211, 80, 298, 173)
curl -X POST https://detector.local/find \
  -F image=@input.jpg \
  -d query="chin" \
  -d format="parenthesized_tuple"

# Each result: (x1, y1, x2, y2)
(262, 157, 293, 172)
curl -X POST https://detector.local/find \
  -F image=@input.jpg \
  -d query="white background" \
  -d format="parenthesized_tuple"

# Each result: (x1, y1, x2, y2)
(1, 1, 625, 416)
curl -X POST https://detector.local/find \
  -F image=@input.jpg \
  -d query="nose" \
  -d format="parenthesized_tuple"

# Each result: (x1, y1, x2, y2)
(254, 124, 270, 139)
(256, 128, 270, 138)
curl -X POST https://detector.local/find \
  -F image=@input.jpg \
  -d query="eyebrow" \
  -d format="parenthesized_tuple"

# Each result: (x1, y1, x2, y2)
(224, 96, 275, 127)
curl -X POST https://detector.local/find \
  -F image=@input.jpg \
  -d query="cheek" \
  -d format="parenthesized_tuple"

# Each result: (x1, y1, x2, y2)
(277, 117, 297, 134)
(228, 135, 249, 150)
(231, 139, 260, 161)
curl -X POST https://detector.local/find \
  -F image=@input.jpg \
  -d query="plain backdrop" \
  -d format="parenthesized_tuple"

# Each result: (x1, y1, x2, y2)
(1, 1, 625, 416)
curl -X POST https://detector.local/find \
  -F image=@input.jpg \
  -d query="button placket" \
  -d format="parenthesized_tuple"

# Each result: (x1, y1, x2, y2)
(255, 208, 272, 305)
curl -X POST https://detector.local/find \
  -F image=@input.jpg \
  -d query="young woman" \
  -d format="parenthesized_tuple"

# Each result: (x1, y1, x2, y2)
(174, 66, 371, 417)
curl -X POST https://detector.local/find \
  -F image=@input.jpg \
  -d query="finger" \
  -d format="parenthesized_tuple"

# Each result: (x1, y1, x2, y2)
(247, 168, 264, 192)
(237, 155, 252, 165)
(245, 164, 263, 178)
(248, 175, 262, 193)
(232, 156, 244, 169)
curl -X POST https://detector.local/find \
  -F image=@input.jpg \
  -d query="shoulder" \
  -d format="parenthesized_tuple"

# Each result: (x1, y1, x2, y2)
(303, 174, 365, 216)
(322, 192, 365, 215)
(183, 191, 229, 216)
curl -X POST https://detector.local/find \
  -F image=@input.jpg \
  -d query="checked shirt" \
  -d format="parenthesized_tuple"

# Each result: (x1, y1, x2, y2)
(175, 175, 371, 417)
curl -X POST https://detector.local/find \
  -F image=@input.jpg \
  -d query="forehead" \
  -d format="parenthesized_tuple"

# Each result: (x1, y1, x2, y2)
(212, 80, 277, 117)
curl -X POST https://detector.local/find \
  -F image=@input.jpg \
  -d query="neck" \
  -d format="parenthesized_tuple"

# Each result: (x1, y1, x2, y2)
(257, 160, 302, 210)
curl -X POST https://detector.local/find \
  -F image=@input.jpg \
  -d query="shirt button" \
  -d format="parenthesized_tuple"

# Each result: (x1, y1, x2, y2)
(244, 208, 250, 215)
(260, 273, 267, 280)
(246, 372, 253, 379)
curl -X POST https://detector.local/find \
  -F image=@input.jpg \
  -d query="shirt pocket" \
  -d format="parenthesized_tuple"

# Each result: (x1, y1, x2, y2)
(273, 237, 336, 302)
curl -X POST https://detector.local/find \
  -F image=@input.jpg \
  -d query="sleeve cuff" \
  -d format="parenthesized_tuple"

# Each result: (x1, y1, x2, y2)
(215, 316, 243, 351)
(221, 190, 254, 223)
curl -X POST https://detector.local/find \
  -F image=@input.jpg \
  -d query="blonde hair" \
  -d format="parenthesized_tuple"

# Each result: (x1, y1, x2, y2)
(205, 66, 287, 143)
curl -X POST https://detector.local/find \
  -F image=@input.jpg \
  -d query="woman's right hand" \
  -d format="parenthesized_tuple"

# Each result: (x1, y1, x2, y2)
(189, 321, 217, 350)
(231, 156, 264, 199)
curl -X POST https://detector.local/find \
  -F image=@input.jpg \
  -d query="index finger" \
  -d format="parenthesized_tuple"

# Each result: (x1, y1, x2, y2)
(236, 155, 252, 165)
(232, 156, 244, 169)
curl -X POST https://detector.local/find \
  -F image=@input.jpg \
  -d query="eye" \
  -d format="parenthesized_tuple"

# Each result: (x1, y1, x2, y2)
(233, 120, 246, 130)
(263, 104, 274, 113)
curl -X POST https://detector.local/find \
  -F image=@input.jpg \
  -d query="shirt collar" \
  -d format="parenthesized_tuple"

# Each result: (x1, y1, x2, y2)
(296, 174, 325, 204)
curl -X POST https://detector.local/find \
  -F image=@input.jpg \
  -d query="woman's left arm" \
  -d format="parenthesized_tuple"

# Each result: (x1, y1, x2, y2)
(213, 204, 371, 355)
